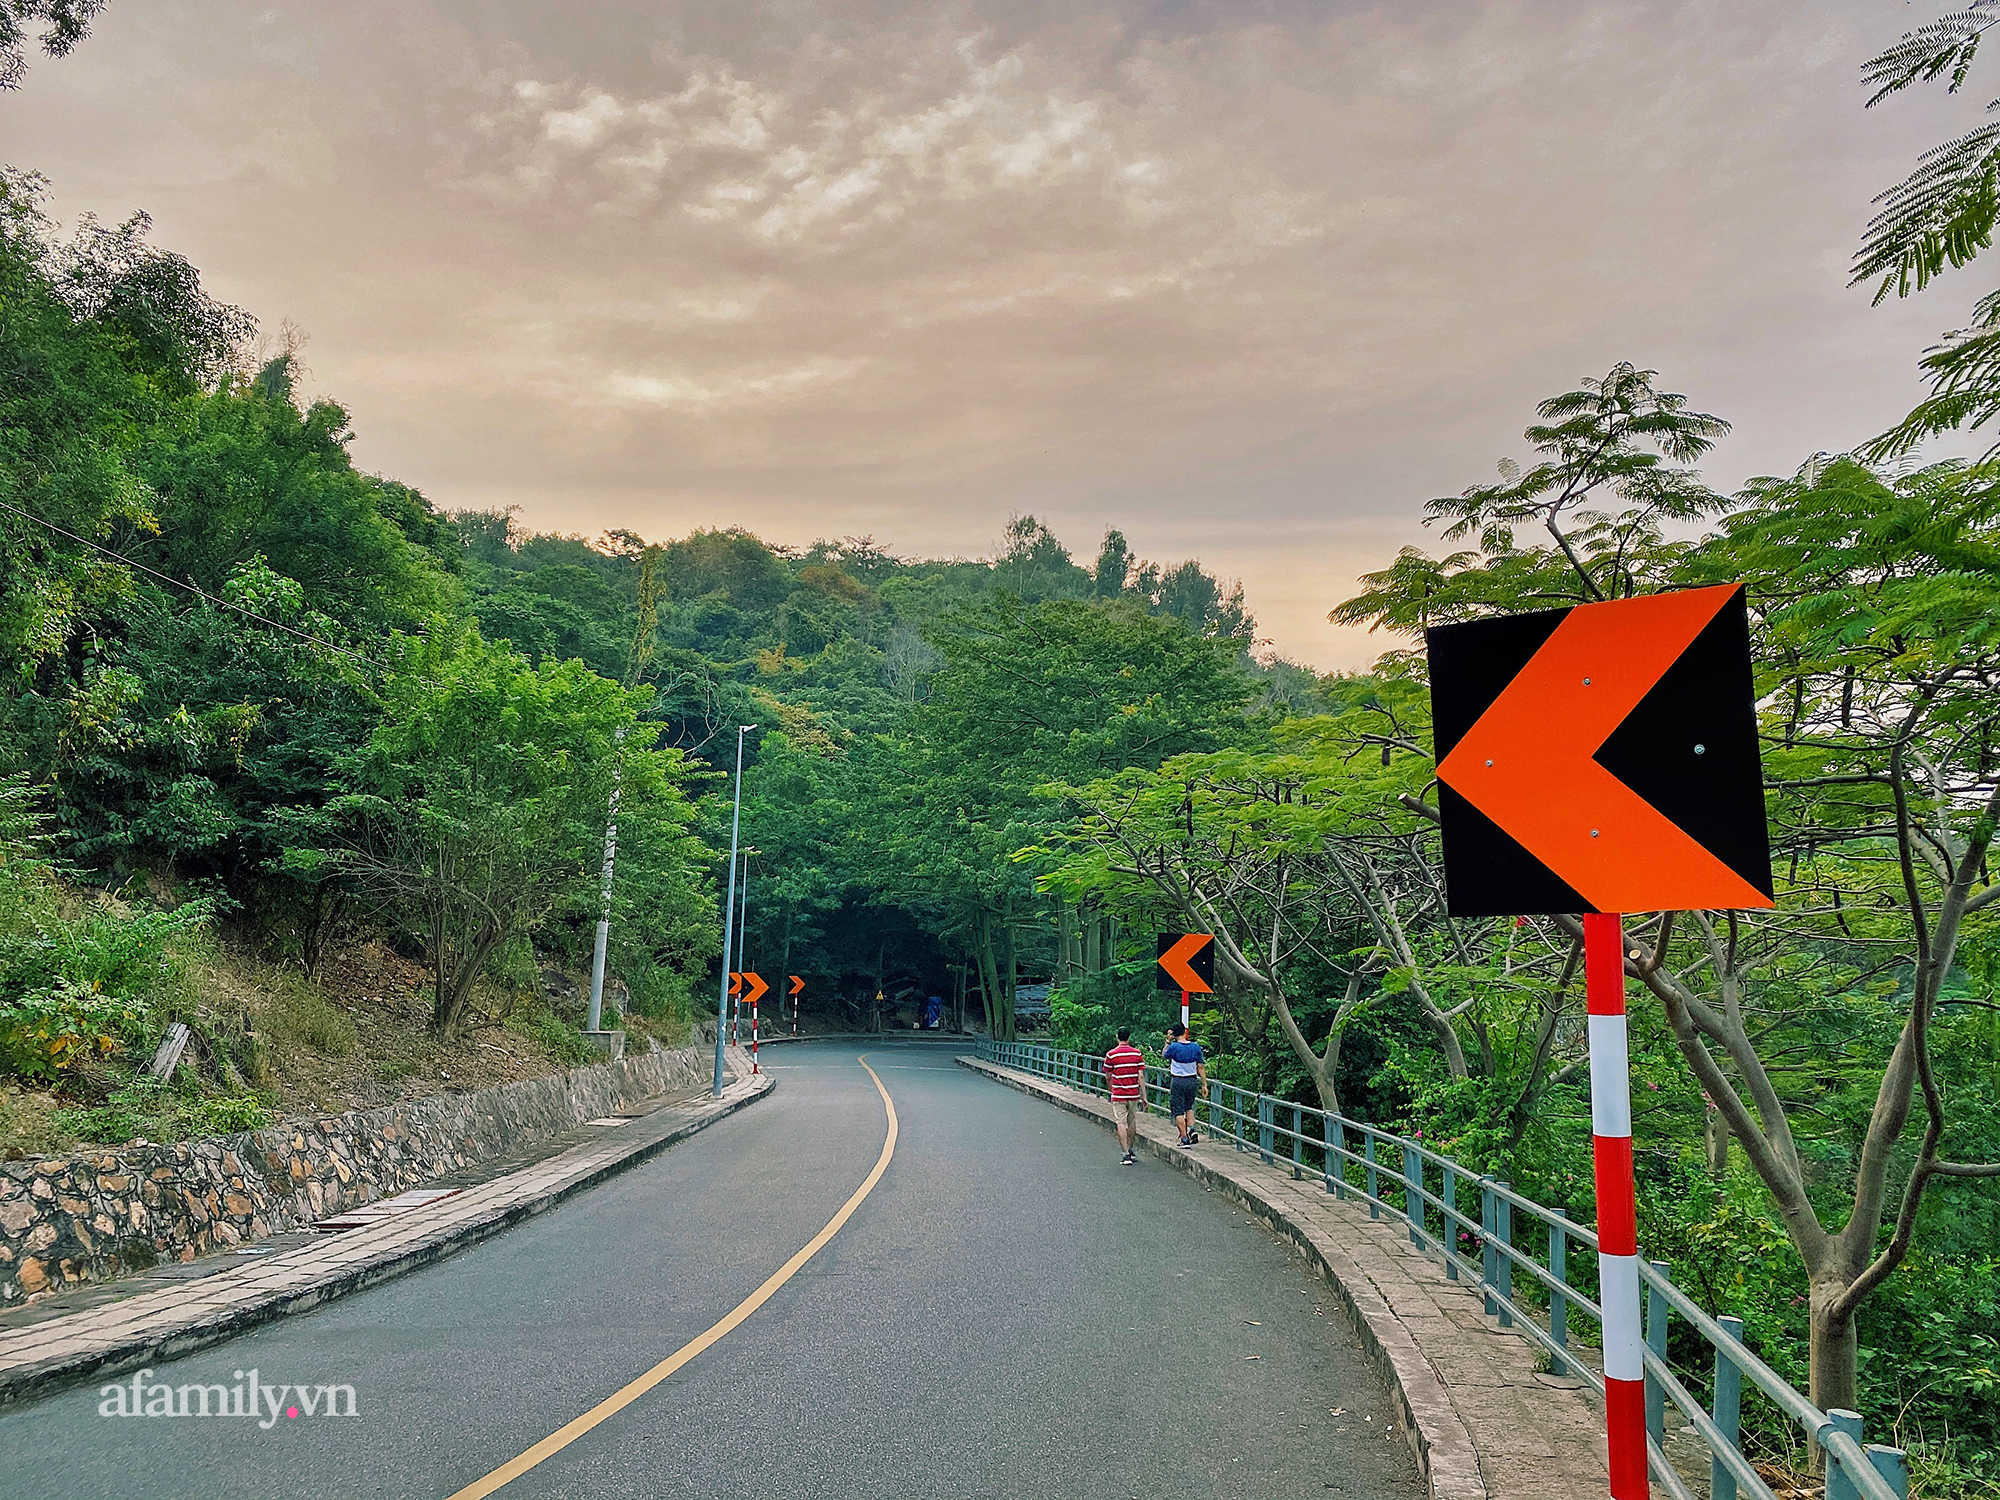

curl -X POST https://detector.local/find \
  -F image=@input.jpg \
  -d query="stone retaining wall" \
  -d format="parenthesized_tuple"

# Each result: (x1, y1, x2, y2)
(0, 1041, 712, 1306)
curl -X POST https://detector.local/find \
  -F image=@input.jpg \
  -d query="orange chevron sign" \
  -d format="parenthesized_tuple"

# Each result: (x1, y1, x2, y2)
(1155, 933, 1215, 994)
(728, 972, 742, 997)
(789, 975, 804, 996)
(739, 972, 770, 1006)
(1428, 584, 1774, 918)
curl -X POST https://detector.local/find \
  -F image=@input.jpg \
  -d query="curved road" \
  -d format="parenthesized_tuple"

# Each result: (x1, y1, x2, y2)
(1, 1043, 1422, 1499)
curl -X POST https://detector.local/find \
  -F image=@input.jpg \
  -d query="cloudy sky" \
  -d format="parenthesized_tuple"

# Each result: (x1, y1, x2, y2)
(9, 1, 1986, 666)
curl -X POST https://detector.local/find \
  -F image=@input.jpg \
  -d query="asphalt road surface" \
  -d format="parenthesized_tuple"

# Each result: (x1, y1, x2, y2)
(0, 1042, 1424, 1500)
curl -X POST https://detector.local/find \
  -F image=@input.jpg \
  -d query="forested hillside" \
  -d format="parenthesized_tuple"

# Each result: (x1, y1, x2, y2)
(0, 164, 1284, 1068)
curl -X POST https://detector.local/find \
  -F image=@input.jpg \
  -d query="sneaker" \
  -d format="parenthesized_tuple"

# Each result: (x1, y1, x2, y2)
(1178, 1135, 1194, 1148)
(1188, 1133, 1199, 1144)
(1121, 1151, 1136, 1165)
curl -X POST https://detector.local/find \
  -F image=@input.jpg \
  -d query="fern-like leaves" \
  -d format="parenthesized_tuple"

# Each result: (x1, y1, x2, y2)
(1854, 118, 2000, 301)
(1862, 2, 2000, 105)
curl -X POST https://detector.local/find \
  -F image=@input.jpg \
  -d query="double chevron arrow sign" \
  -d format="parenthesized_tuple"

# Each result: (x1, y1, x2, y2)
(1427, 582, 1773, 918)
(1426, 583, 1774, 1500)
(1156, 932, 1214, 1031)
(1155, 933, 1214, 994)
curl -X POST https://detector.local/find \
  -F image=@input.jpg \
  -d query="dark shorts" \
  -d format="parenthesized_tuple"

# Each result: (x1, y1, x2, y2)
(1170, 1078, 1199, 1116)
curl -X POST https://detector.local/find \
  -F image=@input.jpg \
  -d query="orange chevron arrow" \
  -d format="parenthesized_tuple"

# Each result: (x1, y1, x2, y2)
(728, 972, 741, 997)
(1157, 933, 1215, 994)
(789, 975, 804, 996)
(1435, 585, 1772, 913)
(740, 972, 770, 1005)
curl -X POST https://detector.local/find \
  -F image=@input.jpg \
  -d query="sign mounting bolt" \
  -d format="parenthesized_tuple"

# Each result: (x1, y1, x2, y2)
(1693, 744, 1706, 755)
(1590, 829, 1600, 838)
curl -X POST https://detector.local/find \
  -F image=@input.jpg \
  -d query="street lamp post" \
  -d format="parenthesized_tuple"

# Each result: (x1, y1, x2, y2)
(714, 725, 755, 1096)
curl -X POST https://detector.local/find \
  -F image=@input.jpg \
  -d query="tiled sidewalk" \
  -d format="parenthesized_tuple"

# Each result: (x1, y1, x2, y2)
(959, 1057, 1609, 1500)
(0, 1051, 771, 1409)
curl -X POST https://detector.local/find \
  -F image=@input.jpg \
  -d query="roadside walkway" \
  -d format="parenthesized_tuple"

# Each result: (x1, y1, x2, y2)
(959, 1055, 1610, 1500)
(0, 1050, 771, 1408)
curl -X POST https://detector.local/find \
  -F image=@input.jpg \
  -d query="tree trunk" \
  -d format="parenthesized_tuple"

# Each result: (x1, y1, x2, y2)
(998, 907, 1018, 1043)
(1809, 1277, 1861, 1425)
(435, 920, 505, 1036)
(974, 913, 1001, 1038)
(1083, 905, 1101, 974)
(1308, 1027, 1343, 1115)
(1705, 1101, 1731, 1178)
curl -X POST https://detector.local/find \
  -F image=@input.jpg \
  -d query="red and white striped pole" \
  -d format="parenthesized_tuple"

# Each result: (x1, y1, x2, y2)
(1585, 912, 1647, 1499)
(1180, 988, 1189, 1030)
(751, 990, 759, 1075)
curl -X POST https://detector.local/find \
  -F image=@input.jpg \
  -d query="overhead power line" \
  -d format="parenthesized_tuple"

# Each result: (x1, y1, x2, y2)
(0, 497, 375, 666)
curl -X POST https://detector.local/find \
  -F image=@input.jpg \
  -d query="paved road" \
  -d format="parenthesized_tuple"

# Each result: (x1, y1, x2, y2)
(0, 1043, 1423, 1500)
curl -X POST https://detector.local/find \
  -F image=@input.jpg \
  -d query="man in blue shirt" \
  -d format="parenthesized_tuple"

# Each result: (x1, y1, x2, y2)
(1162, 1022, 1207, 1148)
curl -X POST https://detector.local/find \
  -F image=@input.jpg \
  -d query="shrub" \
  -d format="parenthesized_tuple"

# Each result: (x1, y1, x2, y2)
(0, 777, 215, 1081)
(188, 1094, 269, 1134)
(54, 1077, 173, 1144)
(516, 1010, 593, 1066)
(0, 978, 146, 1080)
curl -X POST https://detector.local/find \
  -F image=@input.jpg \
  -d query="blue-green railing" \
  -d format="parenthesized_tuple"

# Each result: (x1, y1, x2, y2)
(979, 1040, 1909, 1500)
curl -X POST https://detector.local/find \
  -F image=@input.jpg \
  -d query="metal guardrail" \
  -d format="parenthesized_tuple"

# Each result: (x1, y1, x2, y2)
(979, 1040, 1911, 1500)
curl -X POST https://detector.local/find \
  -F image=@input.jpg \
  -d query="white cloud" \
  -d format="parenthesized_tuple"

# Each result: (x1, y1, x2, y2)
(603, 357, 869, 412)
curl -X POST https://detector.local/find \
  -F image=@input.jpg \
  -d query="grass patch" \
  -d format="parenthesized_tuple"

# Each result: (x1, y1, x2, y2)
(270, 981, 358, 1057)
(512, 1010, 595, 1067)
(0, 1082, 74, 1156)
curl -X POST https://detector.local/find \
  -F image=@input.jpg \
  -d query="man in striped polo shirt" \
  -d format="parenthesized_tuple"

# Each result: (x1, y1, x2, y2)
(1103, 1027, 1147, 1165)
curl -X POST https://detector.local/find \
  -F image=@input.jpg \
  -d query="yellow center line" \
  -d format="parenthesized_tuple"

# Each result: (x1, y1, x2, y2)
(444, 1055, 899, 1500)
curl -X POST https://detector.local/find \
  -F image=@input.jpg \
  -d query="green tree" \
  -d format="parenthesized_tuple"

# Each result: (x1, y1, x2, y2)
(296, 622, 707, 1035)
(1336, 366, 2000, 1421)
(890, 596, 1253, 1037)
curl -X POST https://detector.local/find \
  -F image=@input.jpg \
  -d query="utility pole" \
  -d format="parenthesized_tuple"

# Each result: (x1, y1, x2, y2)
(714, 725, 755, 1096)
(587, 545, 663, 1037)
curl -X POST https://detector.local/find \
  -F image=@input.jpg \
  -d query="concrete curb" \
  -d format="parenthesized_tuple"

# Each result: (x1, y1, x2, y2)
(959, 1055, 1491, 1500)
(0, 1072, 775, 1410)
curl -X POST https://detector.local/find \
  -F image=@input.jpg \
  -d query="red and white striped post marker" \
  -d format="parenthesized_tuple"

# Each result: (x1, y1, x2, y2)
(750, 989, 759, 1075)
(1425, 585, 1776, 1500)
(1585, 912, 1646, 1498)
